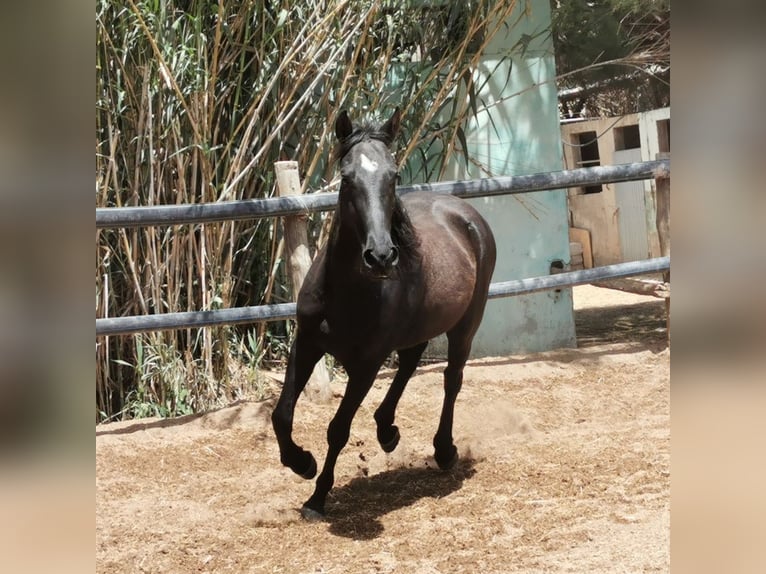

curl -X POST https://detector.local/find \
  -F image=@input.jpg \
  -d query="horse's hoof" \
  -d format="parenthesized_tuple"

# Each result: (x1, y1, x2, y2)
(380, 426, 400, 453)
(300, 456, 317, 480)
(435, 446, 458, 470)
(297, 455, 317, 480)
(300, 505, 326, 522)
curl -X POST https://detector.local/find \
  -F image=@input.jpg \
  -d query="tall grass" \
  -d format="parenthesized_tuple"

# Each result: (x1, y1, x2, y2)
(96, 0, 524, 421)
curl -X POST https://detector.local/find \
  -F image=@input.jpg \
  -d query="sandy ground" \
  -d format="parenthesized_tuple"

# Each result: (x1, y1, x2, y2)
(96, 285, 669, 573)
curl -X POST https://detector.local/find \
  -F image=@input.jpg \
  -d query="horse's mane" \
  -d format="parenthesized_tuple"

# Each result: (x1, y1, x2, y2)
(390, 195, 420, 268)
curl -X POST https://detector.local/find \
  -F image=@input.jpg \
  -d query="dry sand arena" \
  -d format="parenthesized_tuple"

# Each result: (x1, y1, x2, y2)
(97, 285, 670, 573)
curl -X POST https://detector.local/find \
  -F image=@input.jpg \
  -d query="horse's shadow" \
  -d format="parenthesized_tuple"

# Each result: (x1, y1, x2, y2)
(319, 456, 477, 540)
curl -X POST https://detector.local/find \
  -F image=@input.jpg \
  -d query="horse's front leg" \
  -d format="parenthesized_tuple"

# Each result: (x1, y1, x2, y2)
(271, 332, 325, 479)
(301, 365, 380, 520)
(374, 341, 428, 452)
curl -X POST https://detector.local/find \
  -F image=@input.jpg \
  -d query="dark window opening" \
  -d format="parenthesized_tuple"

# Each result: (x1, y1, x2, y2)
(614, 124, 641, 150)
(574, 131, 602, 194)
(550, 259, 565, 274)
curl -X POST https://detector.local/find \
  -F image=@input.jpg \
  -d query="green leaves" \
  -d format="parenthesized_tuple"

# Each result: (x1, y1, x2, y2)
(550, 0, 669, 115)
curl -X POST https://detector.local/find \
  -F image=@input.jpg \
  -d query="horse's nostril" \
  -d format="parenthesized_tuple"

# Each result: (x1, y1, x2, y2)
(389, 246, 399, 266)
(363, 245, 398, 271)
(363, 249, 377, 268)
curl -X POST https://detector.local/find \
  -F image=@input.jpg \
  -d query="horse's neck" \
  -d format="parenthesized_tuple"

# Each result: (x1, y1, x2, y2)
(324, 219, 362, 282)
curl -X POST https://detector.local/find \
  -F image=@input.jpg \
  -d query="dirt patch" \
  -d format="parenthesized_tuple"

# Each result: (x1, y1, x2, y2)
(574, 283, 668, 349)
(97, 286, 669, 573)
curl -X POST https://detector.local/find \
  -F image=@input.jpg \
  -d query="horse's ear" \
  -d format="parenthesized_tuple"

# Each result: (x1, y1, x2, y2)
(335, 110, 353, 140)
(382, 107, 401, 142)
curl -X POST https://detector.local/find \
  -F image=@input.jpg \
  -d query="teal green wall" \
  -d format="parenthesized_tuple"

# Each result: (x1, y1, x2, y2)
(424, 1, 576, 356)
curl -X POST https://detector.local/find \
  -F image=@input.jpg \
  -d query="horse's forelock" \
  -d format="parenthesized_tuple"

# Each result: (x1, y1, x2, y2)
(335, 122, 394, 161)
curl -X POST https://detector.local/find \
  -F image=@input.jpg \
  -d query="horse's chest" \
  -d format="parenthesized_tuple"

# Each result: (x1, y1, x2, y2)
(318, 291, 402, 357)
(326, 297, 388, 337)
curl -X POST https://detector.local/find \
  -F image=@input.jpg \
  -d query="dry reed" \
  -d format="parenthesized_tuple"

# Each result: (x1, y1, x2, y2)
(96, 0, 526, 420)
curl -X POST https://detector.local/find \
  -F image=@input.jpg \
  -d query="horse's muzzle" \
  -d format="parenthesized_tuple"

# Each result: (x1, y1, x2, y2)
(362, 245, 399, 276)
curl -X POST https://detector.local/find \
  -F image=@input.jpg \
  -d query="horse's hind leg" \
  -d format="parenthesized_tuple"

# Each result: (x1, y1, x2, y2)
(374, 341, 428, 452)
(432, 330, 473, 470)
(434, 289, 492, 470)
(434, 224, 494, 469)
(271, 333, 324, 479)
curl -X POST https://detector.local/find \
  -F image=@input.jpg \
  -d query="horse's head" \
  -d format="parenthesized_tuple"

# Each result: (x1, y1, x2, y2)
(335, 108, 402, 278)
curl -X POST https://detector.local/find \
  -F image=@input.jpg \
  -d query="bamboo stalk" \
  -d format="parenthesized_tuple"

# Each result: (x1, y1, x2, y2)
(257, 235, 284, 355)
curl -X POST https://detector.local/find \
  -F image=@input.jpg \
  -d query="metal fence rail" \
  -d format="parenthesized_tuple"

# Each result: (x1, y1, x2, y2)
(487, 256, 669, 298)
(96, 159, 670, 336)
(96, 160, 669, 229)
(96, 256, 670, 336)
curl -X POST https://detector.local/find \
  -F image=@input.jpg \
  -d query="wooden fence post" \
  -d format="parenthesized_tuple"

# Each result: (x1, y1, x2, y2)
(275, 161, 331, 402)
(655, 152, 670, 338)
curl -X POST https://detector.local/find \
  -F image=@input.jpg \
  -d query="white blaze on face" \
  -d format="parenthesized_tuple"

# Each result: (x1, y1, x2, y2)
(359, 152, 379, 173)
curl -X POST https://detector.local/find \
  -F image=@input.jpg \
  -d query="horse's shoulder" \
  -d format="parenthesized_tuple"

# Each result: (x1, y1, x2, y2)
(296, 248, 328, 326)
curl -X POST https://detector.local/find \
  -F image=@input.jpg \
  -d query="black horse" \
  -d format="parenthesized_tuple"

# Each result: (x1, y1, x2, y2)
(271, 108, 497, 520)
